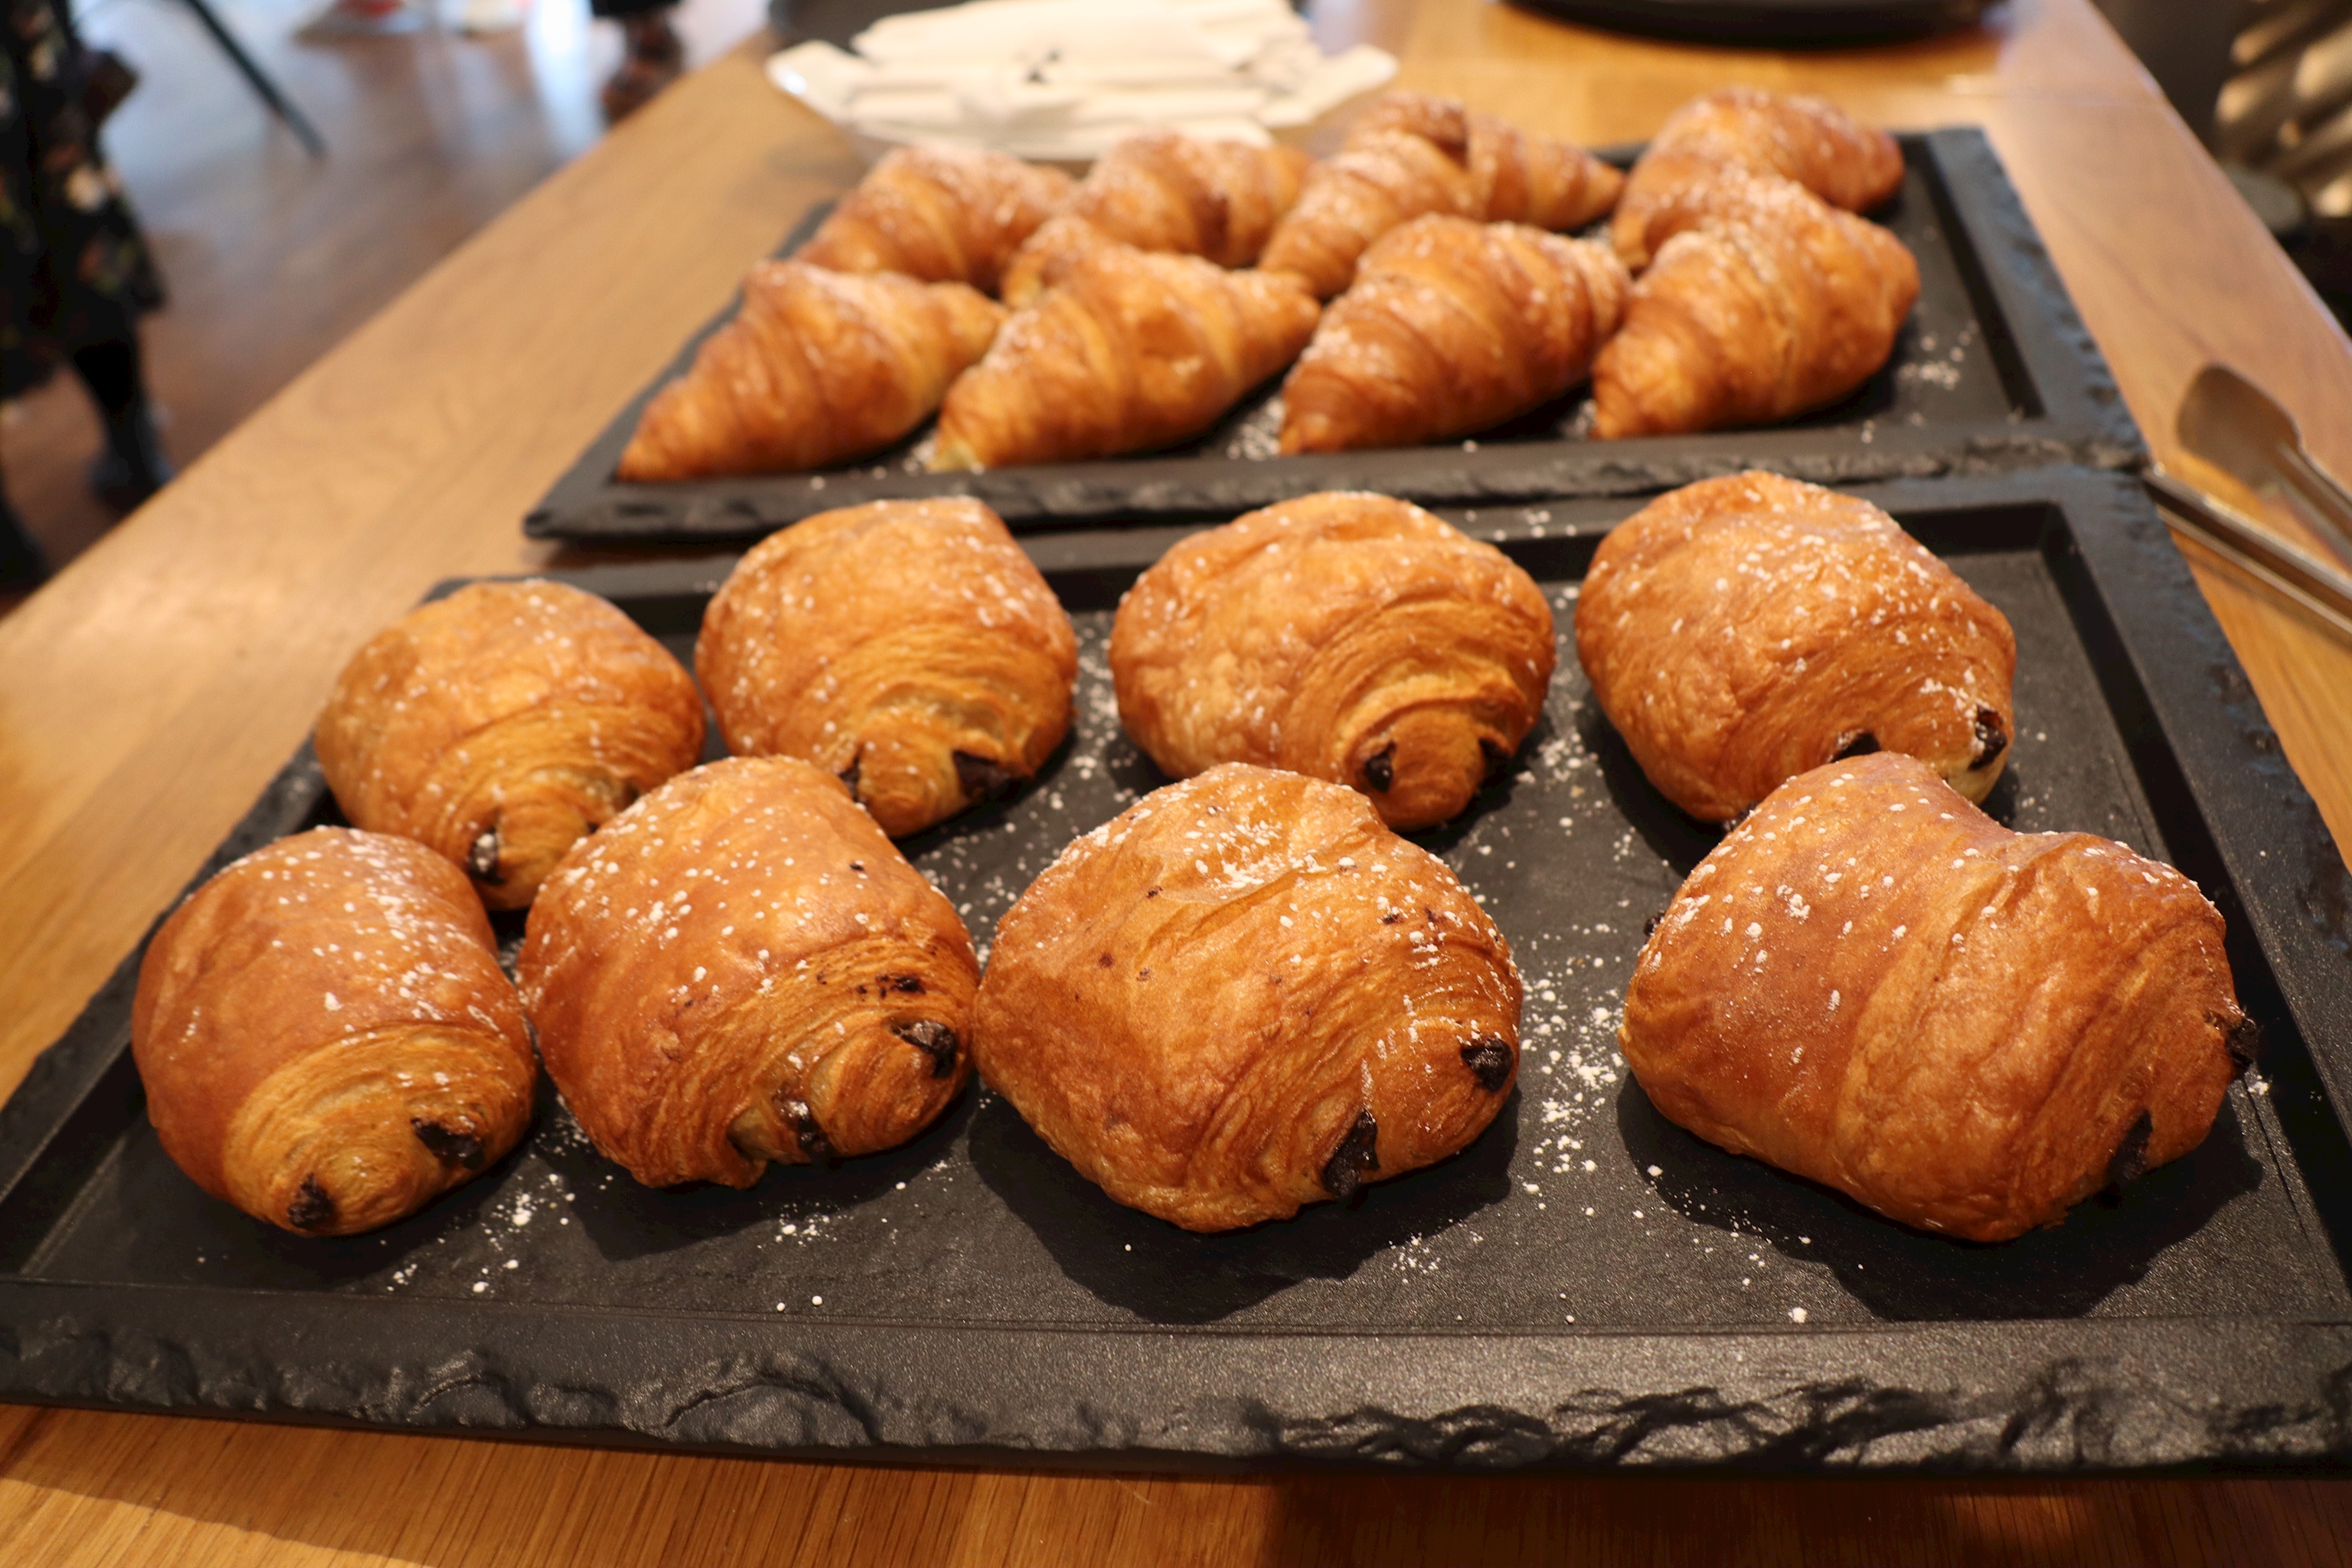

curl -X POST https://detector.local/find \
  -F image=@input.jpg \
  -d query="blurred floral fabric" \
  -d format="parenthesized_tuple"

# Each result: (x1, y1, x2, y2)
(0, 0, 162, 400)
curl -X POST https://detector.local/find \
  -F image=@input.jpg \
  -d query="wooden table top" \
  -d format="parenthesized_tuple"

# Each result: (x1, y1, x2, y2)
(6, 1, 2352, 1560)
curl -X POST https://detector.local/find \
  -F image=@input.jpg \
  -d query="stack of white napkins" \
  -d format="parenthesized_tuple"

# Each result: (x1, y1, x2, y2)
(767, 0, 1397, 161)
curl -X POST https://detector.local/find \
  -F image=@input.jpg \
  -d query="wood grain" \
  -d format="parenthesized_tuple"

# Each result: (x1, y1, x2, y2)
(5, 2, 2352, 1561)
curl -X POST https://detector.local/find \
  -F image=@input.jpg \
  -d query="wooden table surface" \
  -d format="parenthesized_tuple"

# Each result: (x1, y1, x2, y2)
(5, 1, 2352, 1561)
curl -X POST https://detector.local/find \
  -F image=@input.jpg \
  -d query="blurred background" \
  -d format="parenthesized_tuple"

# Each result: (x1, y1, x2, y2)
(0, 0, 2320, 585)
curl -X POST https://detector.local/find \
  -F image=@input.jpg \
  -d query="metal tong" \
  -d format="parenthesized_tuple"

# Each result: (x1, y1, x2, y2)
(2177, 364, 2352, 570)
(2144, 468, 2352, 645)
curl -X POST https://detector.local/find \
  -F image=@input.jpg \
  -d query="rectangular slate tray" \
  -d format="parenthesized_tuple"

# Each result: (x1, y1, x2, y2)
(524, 129, 2145, 544)
(7, 469, 2350, 1473)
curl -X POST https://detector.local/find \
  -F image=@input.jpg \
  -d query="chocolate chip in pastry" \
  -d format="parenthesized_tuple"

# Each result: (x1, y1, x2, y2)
(518, 756, 978, 1188)
(1621, 751, 2247, 1241)
(317, 580, 706, 910)
(695, 498, 1077, 837)
(132, 827, 537, 1236)
(1577, 472, 2014, 824)
(972, 763, 1522, 1231)
(1110, 492, 1556, 831)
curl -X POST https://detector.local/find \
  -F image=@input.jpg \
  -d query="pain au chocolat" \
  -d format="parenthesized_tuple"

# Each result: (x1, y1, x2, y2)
(1110, 492, 1555, 831)
(316, 580, 705, 910)
(973, 764, 1522, 1231)
(518, 756, 978, 1188)
(695, 498, 1077, 837)
(1577, 472, 2014, 823)
(1622, 752, 2250, 1242)
(132, 828, 537, 1236)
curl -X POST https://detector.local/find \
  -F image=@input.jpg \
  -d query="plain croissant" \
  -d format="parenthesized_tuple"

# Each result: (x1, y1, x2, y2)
(1622, 751, 2249, 1242)
(616, 262, 1004, 480)
(1589, 168, 1919, 439)
(1615, 87, 1904, 270)
(999, 131, 1313, 306)
(796, 144, 1073, 293)
(1261, 91, 1621, 298)
(929, 242, 1319, 471)
(1279, 214, 1628, 454)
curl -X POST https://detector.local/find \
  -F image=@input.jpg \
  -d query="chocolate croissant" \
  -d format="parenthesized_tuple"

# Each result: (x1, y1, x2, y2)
(519, 756, 978, 1188)
(1622, 751, 2249, 1242)
(998, 131, 1314, 306)
(929, 243, 1319, 471)
(1577, 472, 2014, 823)
(1110, 491, 1555, 831)
(695, 498, 1077, 836)
(616, 262, 1004, 481)
(796, 145, 1073, 293)
(973, 763, 1522, 1231)
(1589, 168, 1919, 439)
(1279, 214, 1628, 454)
(132, 828, 537, 1236)
(316, 580, 706, 909)
(1615, 87, 1904, 270)
(1261, 92, 1621, 298)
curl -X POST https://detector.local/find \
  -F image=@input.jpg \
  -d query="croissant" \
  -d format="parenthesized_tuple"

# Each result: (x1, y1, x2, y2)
(1279, 214, 1628, 454)
(929, 243, 1319, 471)
(1261, 92, 1621, 298)
(316, 580, 706, 909)
(1622, 751, 2250, 1242)
(696, 498, 1078, 836)
(1352, 90, 1623, 232)
(1578, 472, 2014, 822)
(1589, 169, 1919, 439)
(519, 756, 978, 1189)
(998, 131, 1314, 307)
(615, 262, 1004, 481)
(796, 144, 1073, 292)
(973, 763, 1522, 1231)
(1615, 87, 1904, 270)
(1110, 491, 1554, 831)
(132, 828, 537, 1236)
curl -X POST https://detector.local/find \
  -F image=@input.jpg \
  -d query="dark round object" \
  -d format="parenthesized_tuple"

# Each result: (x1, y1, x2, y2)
(1508, 0, 1990, 47)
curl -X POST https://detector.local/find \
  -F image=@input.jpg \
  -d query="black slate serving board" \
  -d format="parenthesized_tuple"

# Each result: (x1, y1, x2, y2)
(6, 469, 2350, 1471)
(524, 129, 2144, 544)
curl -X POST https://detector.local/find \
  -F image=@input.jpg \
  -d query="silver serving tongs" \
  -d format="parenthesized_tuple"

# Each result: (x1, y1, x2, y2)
(2143, 467, 2352, 646)
(2177, 364, 2352, 570)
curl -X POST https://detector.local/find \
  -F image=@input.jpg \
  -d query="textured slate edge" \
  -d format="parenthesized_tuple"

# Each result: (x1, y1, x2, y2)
(9, 471, 2352, 1472)
(521, 128, 2148, 543)
(2, 1288, 2350, 1472)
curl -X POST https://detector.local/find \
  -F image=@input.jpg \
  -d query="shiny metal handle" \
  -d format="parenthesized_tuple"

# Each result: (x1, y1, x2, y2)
(2143, 468, 2352, 645)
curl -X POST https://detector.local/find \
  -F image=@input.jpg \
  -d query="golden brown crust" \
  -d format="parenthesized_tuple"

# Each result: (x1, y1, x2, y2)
(1577, 472, 2014, 822)
(1258, 129, 1479, 299)
(1110, 492, 1555, 831)
(796, 145, 1073, 292)
(929, 243, 1319, 471)
(518, 756, 978, 1189)
(1614, 87, 1904, 270)
(1621, 751, 2245, 1242)
(1263, 93, 1621, 299)
(1279, 214, 1628, 454)
(1356, 90, 1625, 232)
(998, 132, 1314, 307)
(972, 764, 1521, 1231)
(694, 498, 1077, 837)
(615, 263, 1004, 481)
(315, 580, 706, 910)
(1589, 168, 1919, 439)
(131, 828, 536, 1236)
